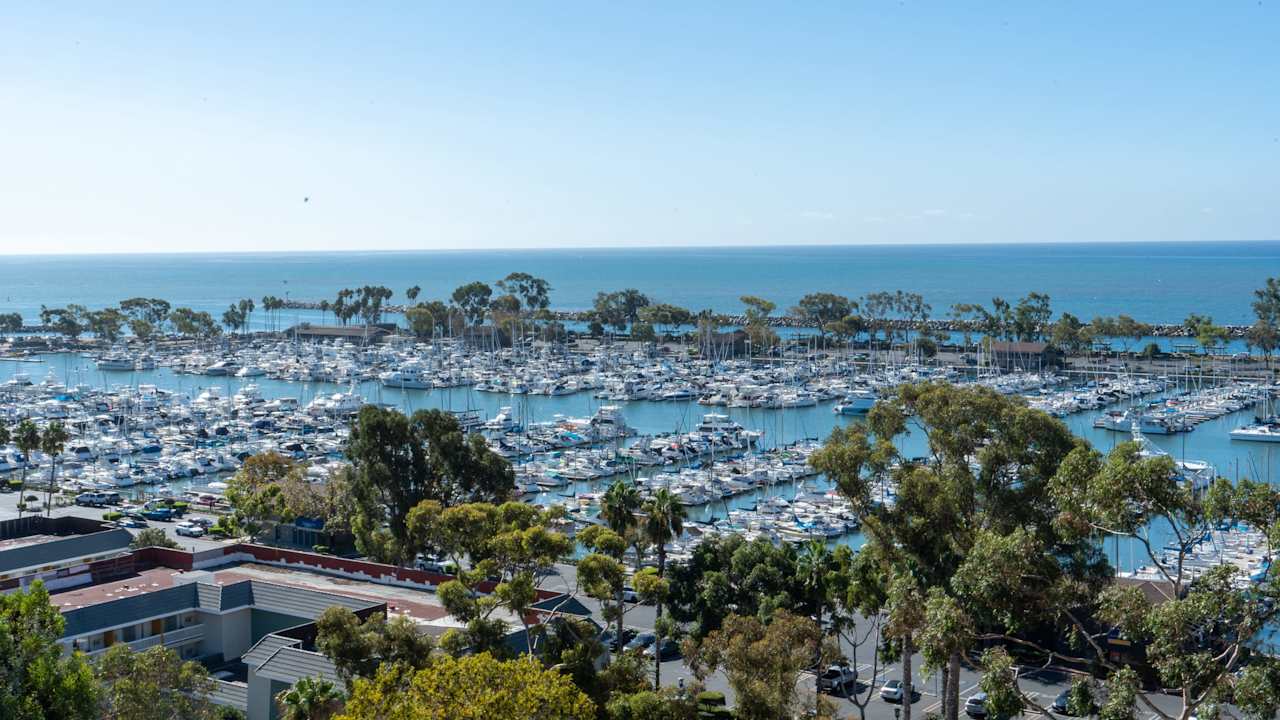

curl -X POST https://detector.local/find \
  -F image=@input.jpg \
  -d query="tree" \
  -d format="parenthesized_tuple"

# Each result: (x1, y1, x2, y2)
(1112, 314, 1153, 354)
(335, 653, 594, 720)
(638, 304, 692, 339)
(346, 407, 513, 565)
(276, 676, 345, 720)
(316, 608, 436, 690)
(129, 528, 179, 550)
(496, 272, 551, 312)
(790, 293, 851, 341)
(451, 281, 493, 326)
(85, 308, 126, 343)
(1251, 276, 1280, 327)
(1012, 292, 1052, 341)
(405, 285, 421, 302)
(13, 419, 40, 519)
(1184, 313, 1229, 355)
(577, 525, 631, 655)
(1049, 312, 1088, 355)
(39, 305, 86, 340)
(96, 645, 219, 720)
(224, 452, 300, 542)
(0, 581, 100, 720)
(740, 295, 778, 352)
(1246, 319, 1278, 369)
(685, 610, 823, 720)
(405, 300, 455, 339)
(0, 312, 24, 334)
(640, 488, 686, 686)
(168, 308, 219, 339)
(41, 421, 69, 517)
(810, 382, 1083, 720)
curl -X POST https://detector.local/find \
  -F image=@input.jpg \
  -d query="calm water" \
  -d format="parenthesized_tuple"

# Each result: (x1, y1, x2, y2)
(3, 241, 1279, 326)
(2, 352, 1276, 572)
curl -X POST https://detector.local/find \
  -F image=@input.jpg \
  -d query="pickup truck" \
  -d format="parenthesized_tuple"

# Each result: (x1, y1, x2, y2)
(141, 507, 177, 521)
(819, 664, 857, 694)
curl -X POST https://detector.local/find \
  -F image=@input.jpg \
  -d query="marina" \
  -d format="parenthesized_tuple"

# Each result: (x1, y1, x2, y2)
(3, 336, 1277, 571)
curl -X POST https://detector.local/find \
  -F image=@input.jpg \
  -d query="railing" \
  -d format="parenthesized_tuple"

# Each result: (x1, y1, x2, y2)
(83, 623, 205, 657)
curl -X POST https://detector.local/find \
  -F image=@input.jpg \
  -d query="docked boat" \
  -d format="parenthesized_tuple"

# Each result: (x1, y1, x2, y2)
(1230, 420, 1280, 443)
(833, 388, 877, 415)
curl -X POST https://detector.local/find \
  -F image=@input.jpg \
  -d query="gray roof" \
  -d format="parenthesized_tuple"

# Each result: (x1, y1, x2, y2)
(0, 528, 132, 574)
(248, 581, 380, 619)
(242, 633, 302, 669)
(255, 647, 342, 685)
(219, 580, 255, 610)
(208, 679, 248, 711)
(61, 584, 198, 638)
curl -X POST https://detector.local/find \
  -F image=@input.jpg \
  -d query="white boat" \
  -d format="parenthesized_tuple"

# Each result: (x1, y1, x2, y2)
(380, 366, 433, 390)
(235, 364, 266, 378)
(834, 388, 877, 415)
(1230, 421, 1280, 443)
(96, 354, 135, 371)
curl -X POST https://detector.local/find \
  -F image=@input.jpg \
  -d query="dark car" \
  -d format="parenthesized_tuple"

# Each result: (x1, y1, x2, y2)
(624, 632, 656, 653)
(600, 627, 637, 652)
(642, 638, 680, 660)
(141, 507, 176, 521)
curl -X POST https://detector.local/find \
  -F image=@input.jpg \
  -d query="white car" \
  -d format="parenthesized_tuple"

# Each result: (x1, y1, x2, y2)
(175, 522, 206, 538)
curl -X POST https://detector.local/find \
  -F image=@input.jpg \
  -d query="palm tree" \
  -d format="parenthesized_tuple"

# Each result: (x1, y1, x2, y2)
(600, 479, 641, 649)
(641, 488, 686, 686)
(275, 676, 344, 720)
(14, 420, 40, 518)
(41, 422, 69, 517)
(797, 539, 834, 708)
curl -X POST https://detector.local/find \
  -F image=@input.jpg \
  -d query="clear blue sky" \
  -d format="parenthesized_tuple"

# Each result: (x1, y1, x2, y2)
(2, 2, 1277, 253)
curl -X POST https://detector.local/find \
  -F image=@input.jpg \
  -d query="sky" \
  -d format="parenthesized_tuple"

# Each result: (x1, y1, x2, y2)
(1, 2, 1278, 254)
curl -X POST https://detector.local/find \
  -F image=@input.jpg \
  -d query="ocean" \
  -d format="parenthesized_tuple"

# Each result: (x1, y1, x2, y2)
(3, 241, 1279, 327)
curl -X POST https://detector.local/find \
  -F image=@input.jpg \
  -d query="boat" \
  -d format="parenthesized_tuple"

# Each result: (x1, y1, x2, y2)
(834, 388, 877, 415)
(95, 354, 135, 371)
(1230, 420, 1280, 443)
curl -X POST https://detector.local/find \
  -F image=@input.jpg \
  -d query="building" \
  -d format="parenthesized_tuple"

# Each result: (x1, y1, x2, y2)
(282, 323, 396, 344)
(986, 340, 1061, 370)
(1, 517, 589, 720)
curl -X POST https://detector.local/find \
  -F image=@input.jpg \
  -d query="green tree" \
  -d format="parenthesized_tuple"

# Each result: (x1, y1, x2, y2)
(335, 653, 595, 720)
(346, 407, 513, 565)
(577, 525, 631, 656)
(740, 295, 778, 352)
(40, 421, 69, 517)
(13, 419, 41, 519)
(810, 382, 1084, 720)
(315, 608, 436, 690)
(276, 676, 345, 720)
(39, 305, 86, 340)
(1012, 292, 1052, 341)
(0, 581, 100, 720)
(789, 293, 851, 341)
(1247, 318, 1278, 369)
(224, 452, 299, 542)
(405, 285, 421, 302)
(640, 488, 686, 686)
(685, 610, 823, 720)
(496, 272, 551, 312)
(451, 281, 493, 326)
(96, 645, 219, 720)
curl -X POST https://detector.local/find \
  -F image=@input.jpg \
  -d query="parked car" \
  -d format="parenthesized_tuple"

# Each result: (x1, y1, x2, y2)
(624, 632, 656, 653)
(600, 627, 637, 652)
(117, 517, 147, 529)
(1051, 689, 1073, 715)
(188, 516, 215, 529)
(175, 521, 206, 537)
(881, 679, 906, 702)
(75, 492, 109, 507)
(965, 692, 990, 719)
(141, 507, 176, 521)
(100, 491, 122, 505)
(642, 638, 680, 660)
(819, 664, 857, 694)
(620, 587, 640, 603)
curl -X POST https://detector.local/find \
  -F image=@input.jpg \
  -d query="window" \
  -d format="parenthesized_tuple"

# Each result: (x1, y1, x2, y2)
(122, 625, 138, 642)
(163, 615, 179, 632)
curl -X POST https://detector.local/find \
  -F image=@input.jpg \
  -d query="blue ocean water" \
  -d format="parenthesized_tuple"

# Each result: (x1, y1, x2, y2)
(2, 241, 1278, 327)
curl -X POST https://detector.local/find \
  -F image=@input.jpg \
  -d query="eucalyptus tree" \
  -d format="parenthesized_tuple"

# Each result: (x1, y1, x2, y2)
(811, 382, 1082, 720)
(740, 295, 778, 353)
(790, 292, 852, 343)
(1247, 319, 1277, 369)
(451, 281, 493, 326)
